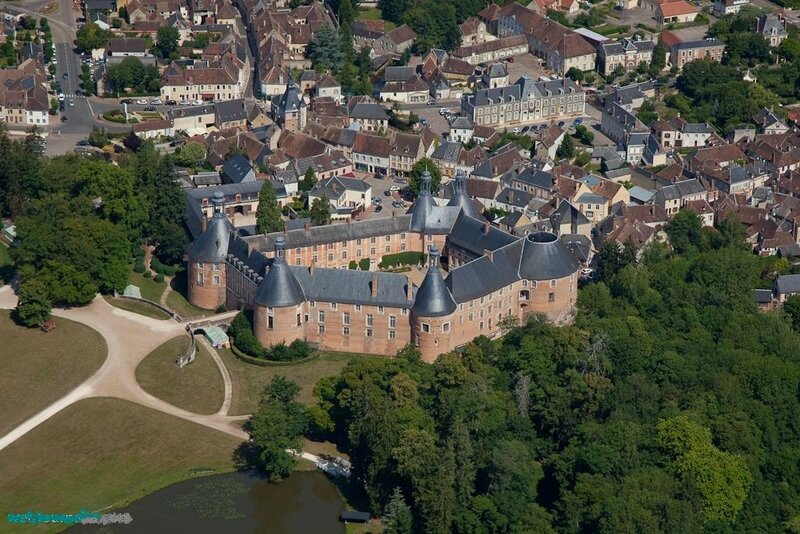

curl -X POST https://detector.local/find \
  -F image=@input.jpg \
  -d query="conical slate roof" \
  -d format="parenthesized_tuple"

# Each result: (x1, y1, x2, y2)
(254, 237, 305, 307)
(410, 168, 435, 232)
(519, 232, 579, 280)
(412, 246, 456, 317)
(446, 170, 481, 219)
(187, 191, 234, 263)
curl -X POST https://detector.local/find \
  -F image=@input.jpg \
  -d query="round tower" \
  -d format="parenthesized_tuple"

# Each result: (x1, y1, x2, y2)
(411, 246, 457, 363)
(187, 191, 233, 310)
(253, 236, 306, 347)
(409, 168, 435, 233)
(447, 169, 482, 219)
(517, 231, 580, 321)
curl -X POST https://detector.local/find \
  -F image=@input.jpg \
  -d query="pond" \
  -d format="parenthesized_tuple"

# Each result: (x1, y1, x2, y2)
(65, 470, 345, 533)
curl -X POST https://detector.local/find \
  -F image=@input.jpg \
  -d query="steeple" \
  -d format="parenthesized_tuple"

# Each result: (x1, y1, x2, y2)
(410, 168, 436, 232)
(420, 167, 432, 196)
(411, 246, 456, 317)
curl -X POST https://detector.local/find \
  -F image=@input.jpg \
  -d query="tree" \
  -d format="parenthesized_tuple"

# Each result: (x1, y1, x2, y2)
(123, 131, 142, 152)
(299, 166, 317, 192)
(15, 277, 51, 327)
(81, 63, 94, 95)
(574, 125, 594, 145)
(173, 141, 206, 168)
(566, 67, 584, 83)
(384, 487, 413, 534)
(784, 295, 800, 330)
(245, 376, 308, 481)
(256, 182, 283, 234)
(306, 24, 344, 70)
(76, 22, 111, 53)
(556, 134, 575, 160)
(408, 158, 441, 196)
(665, 209, 705, 255)
(154, 26, 179, 59)
(309, 196, 331, 226)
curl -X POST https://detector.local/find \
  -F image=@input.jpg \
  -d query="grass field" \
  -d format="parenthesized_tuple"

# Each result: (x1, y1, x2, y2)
(102, 295, 171, 320)
(0, 311, 106, 437)
(135, 336, 225, 415)
(129, 270, 168, 302)
(219, 349, 376, 415)
(0, 397, 242, 532)
(166, 269, 216, 319)
(357, 7, 396, 29)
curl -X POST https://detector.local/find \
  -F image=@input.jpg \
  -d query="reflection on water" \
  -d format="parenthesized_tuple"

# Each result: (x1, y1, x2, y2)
(65, 470, 345, 534)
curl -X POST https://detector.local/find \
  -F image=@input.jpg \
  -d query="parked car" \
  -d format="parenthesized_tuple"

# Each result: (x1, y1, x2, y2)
(120, 98, 133, 105)
(179, 100, 192, 105)
(574, 118, 583, 126)
(62, 73, 69, 80)
(135, 99, 148, 105)
(374, 172, 384, 180)
(512, 127, 521, 134)
(151, 98, 162, 105)
(165, 99, 177, 106)
(384, 190, 392, 196)
(60, 115, 68, 123)
(58, 101, 64, 112)
(427, 100, 436, 106)
(392, 201, 404, 208)
(57, 92, 65, 101)
(558, 121, 565, 127)
(143, 106, 156, 111)
(76, 140, 90, 147)
(580, 267, 594, 277)
(75, 88, 82, 96)
(68, 99, 75, 107)
(375, 205, 383, 213)
(389, 185, 400, 192)
(192, 99, 203, 105)
(505, 56, 515, 63)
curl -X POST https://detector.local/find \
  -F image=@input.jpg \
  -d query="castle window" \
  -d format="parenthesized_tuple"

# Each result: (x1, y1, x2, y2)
(421, 323, 430, 333)
(480, 296, 485, 304)
(469, 300, 474, 308)
(479, 321, 484, 329)
(401, 243, 406, 251)
(342, 251, 347, 259)
(549, 292, 555, 302)
(366, 314, 374, 327)
(488, 318, 492, 329)
(370, 237, 376, 244)
(213, 275, 220, 285)
(318, 310, 325, 322)
(385, 245, 391, 253)
(400, 233, 406, 240)
(531, 280, 537, 288)
(304, 314, 309, 322)
(331, 302, 337, 310)
(389, 315, 396, 328)
(296, 313, 301, 327)
(319, 325, 325, 334)
(402, 308, 408, 315)
(295, 248, 300, 254)
(356, 304, 362, 311)
(343, 312, 350, 325)
(442, 322, 450, 333)
(268, 316, 274, 329)
(378, 306, 384, 314)
(327, 243, 334, 249)
(343, 326, 350, 336)
(366, 328, 373, 337)
(385, 235, 391, 242)
(357, 249, 362, 257)
(389, 330, 396, 339)
(212, 263, 220, 271)
(295, 257, 301, 265)
(197, 262, 204, 268)
(328, 253, 334, 261)
(468, 312, 473, 321)
(197, 272, 204, 285)
(312, 245, 318, 251)
(312, 254, 318, 262)
(357, 238, 362, 245)
(371, 247, 376, 255)
(550, 280, 556, 287)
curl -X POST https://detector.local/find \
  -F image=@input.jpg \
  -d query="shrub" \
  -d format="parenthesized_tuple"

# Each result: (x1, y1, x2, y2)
(348, 260, 358, 270)
(265, 339, 315, 362)
(151, 256, 179, 276)
(379, 251, 426, 269)
(228, 311, 265, 358)
(133, 260, 146, 273)
(358, 258, 371, 271)
(154, 273, 164, 283)
(143, 271, 152, 279)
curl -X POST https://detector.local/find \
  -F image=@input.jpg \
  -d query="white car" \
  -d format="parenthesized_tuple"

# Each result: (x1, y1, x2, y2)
(389, 185, 400, 192)
(179, 100, 192, 105)
(57, 92, 65, 101)
(68, 99, 75, 107)
(512, 127, 521, 134)
(580, 267, 594, 277)
(135, 99, 148, 105)
(151, 98, 162, 105)
(192, 99, 203, 106)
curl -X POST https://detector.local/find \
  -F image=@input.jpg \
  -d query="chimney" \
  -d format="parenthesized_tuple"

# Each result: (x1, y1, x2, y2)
(283, 222, 288, 234)
(405, 276, 413, 300)
(392, 210, 396, 219)
(309, 259, 316, 276)
(201, 216, 208, 232)
(483, 221, 490, 235)
(484, 248, 494, 261)
(371, 273, 378, 297)
(304, 221, 310, 231)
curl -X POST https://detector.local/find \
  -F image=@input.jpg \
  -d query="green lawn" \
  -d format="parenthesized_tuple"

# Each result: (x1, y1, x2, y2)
(0, 311, 107, 437)
(102, 295, 171, 320)
(0, 398, 242, 533)
(219, 349, 379, 415)
(166, 268, 216, 319)
(136, 336, 225, 415)
(357, 7, 396, 29)
(130, 269, 167, 303)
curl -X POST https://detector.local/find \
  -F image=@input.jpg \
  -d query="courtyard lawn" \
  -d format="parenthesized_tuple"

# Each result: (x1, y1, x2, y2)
(0, 311, 106, 437)
(357, 7, 396, 29)
(166, 268, 216, 319)
(0, 397, 242, 533)
(102, 295, 171, 320)
(219, 349, 379, 415)
(135, 336, 225, 415)
(129, 269, 167, 303)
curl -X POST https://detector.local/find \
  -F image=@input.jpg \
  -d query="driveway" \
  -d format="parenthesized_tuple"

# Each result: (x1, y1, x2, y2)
(0, 287, 248, 453)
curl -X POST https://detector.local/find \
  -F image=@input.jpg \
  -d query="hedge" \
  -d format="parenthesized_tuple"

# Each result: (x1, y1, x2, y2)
(358, 258, 371, 271)
(230, 343, 319, 367)
(133, 260, 146, 273)
(348, 260, 358, 270)
(228, 311, 266, 358)
(379, 251, 426, 269)
(151, 256, 179, 276)
(102, 110, 127, 123)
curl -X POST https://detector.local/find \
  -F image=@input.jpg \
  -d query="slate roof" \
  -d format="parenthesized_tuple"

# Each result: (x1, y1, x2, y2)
(776, 274, 800, 295)
(221, 154, 254, 184)
(215, 98, 247, 123)
(292, 267, 415, 308)
(412, 247, 457, 317)
(447, 210, 518, 257)
(349, 102, 389, 121)
(467, 76, 582, 107)
(187, 191, 235, 262)
(254, 239, 305, 307)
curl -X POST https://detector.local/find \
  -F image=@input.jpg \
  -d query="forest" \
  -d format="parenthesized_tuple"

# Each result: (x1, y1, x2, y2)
(247, 211, 800, 533)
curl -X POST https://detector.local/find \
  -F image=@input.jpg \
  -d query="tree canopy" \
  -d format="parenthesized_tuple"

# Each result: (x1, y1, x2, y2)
(256, 182, 283, 234)
(408, 158, 442, 196)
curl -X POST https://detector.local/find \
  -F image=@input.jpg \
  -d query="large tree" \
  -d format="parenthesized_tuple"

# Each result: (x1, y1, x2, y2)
(154, 26, 180, 59)
(256, 182, 283, 234)
(408, 158, 441, 196)
(306, 24, 344, 71)
(309, 196, 331, 226)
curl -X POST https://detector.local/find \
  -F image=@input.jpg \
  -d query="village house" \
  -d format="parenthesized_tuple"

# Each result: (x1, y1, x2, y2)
(598, 37, 655, 76)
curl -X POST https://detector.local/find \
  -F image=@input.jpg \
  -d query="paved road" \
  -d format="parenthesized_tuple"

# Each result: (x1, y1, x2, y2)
(0, 286, 248, 452)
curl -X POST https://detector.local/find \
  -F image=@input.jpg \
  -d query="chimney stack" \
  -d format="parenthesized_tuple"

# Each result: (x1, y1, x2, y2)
(304, 221, 310, 231)
(371, 273, 378, 297)
(483, 221, 490, 235)
(309, 259, 316, 276)
(405, 276, 413, 300)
